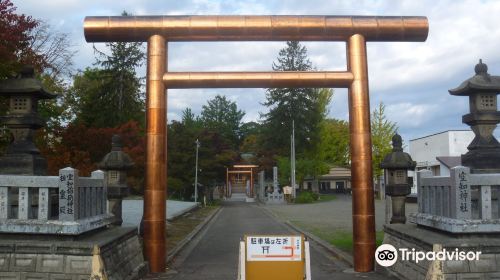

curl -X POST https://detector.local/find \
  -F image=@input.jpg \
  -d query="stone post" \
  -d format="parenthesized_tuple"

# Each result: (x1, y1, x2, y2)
(450, 166, 471, 219)
(58, 167, 79, 221)
(273, 166, 278, 191)
(258, 171, 265, 201)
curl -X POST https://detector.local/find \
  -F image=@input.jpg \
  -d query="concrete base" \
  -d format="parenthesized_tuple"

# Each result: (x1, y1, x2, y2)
(410, 212, 500, 233)
(0, 214, 114, 235)
(381, 224, 500, 280)
(245, 197, 255, 203)
(0, 226, 147, 280)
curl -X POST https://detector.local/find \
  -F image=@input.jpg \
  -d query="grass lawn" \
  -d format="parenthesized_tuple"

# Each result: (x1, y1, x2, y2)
(317, 194, 337, 202)
(318, 230, 385, 253)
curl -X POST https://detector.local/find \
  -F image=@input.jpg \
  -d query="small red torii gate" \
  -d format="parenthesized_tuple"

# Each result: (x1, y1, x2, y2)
(83, 15, 428, 273)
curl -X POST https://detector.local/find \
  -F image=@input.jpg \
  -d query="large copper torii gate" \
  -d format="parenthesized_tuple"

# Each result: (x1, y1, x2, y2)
(84, 15, 428, 273)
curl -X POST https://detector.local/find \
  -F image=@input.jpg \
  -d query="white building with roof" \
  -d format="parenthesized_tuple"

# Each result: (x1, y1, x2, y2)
(408, 130, 474, 193)
(303, 167, 351, 194)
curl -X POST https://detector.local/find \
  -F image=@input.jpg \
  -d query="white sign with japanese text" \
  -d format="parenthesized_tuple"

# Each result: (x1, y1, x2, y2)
(246, 235, 302, 261)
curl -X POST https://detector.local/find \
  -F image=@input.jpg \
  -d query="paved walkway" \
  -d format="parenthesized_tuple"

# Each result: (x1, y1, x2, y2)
(122, 200, 198, 226)
(145, 201, 392, 280)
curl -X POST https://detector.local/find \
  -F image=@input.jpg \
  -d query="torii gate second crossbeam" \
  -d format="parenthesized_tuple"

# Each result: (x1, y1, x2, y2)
(84, 15, 428, 273)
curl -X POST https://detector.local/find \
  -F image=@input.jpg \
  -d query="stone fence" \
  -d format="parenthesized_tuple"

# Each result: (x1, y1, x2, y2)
(410, 166, 500, 233)
(0, 167, 113, 235)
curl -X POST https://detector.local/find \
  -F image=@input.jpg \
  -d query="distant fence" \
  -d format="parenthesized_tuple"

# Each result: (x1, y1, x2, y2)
(0, 167, 112, 235)
(411, 166, 500, 233)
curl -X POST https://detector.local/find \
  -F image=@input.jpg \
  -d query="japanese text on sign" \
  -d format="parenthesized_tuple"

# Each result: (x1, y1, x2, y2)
(458, 171, 469, 213)
(246, 235, 302, 261)
(59, 172, 75, 217)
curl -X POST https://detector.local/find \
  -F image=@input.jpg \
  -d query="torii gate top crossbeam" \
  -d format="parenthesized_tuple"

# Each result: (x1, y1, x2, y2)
(84, 15, 428, 42)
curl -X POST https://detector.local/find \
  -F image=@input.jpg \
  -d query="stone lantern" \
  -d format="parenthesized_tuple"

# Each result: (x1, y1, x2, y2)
(380, 133, 416, 224)
(98, 134, 134, 225)
(0, 66, 57, 175)
(449, 59, 500, 173)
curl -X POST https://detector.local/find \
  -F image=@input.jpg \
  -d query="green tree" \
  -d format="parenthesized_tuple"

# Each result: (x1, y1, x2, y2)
(317, 118, 350, 167)
(66, 68, 111, 126)
(68, 49, 144, 127)
(200, 95, 245, 147)
(66, 11, 145, 128)
(181, 108, 199, 127)
(371, 102, 398, 181)
(168, 104, 241, 201)
(167, 118, 199, 200)
(277, 156, 328, 189)
(262, 41, 330, 156)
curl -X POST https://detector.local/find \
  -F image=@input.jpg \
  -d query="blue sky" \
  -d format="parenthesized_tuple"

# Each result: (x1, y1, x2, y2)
(11, 0, 500, 144)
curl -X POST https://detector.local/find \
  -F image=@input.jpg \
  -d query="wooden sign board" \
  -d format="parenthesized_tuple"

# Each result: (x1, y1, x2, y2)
(241, 235, 309, 280)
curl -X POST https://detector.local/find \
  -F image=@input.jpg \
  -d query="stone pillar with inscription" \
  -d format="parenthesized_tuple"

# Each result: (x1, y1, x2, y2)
(58, 167, 79, 221)
(265, 166, 285, 204)
(98, 135, 134, 225)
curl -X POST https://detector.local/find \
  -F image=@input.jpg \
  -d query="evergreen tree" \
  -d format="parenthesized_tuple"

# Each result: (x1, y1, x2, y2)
(68, 11, 145, 128)
(200, 95, 244, 148)
(262, 41, 328, 156)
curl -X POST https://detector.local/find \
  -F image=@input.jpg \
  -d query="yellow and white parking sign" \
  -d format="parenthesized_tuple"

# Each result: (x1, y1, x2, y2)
(246, 236, 302, 261)
(238, 234, 311, 280)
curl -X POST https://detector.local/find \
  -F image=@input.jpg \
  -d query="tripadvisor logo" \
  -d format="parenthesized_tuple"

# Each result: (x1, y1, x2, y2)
(375, 244, 482, 267)
(375, 244, 398, 267)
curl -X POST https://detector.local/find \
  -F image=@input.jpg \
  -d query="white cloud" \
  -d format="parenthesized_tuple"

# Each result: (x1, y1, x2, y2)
(386, 103, 439, 128)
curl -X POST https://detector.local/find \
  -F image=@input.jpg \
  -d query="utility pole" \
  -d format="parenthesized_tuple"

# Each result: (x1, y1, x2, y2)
(291, 120, 296, 199)
(195, 139, 200, 203)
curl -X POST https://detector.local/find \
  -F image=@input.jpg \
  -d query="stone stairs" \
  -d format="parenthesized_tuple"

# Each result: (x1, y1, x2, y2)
(227, 192, 247, 202)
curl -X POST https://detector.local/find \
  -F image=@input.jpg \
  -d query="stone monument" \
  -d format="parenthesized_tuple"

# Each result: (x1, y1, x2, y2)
(98, 134, 134, 226)
(265, 166, 285, 204)
(380, 133, 416, 224)
(449, 59, 500, 173)
(0, 66, 56, 175)
(381, 61, 500, 280)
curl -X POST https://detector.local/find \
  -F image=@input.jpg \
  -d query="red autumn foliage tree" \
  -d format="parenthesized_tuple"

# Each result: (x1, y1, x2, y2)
(39, 121, 146, 193)
(0, 0, 41, 78)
